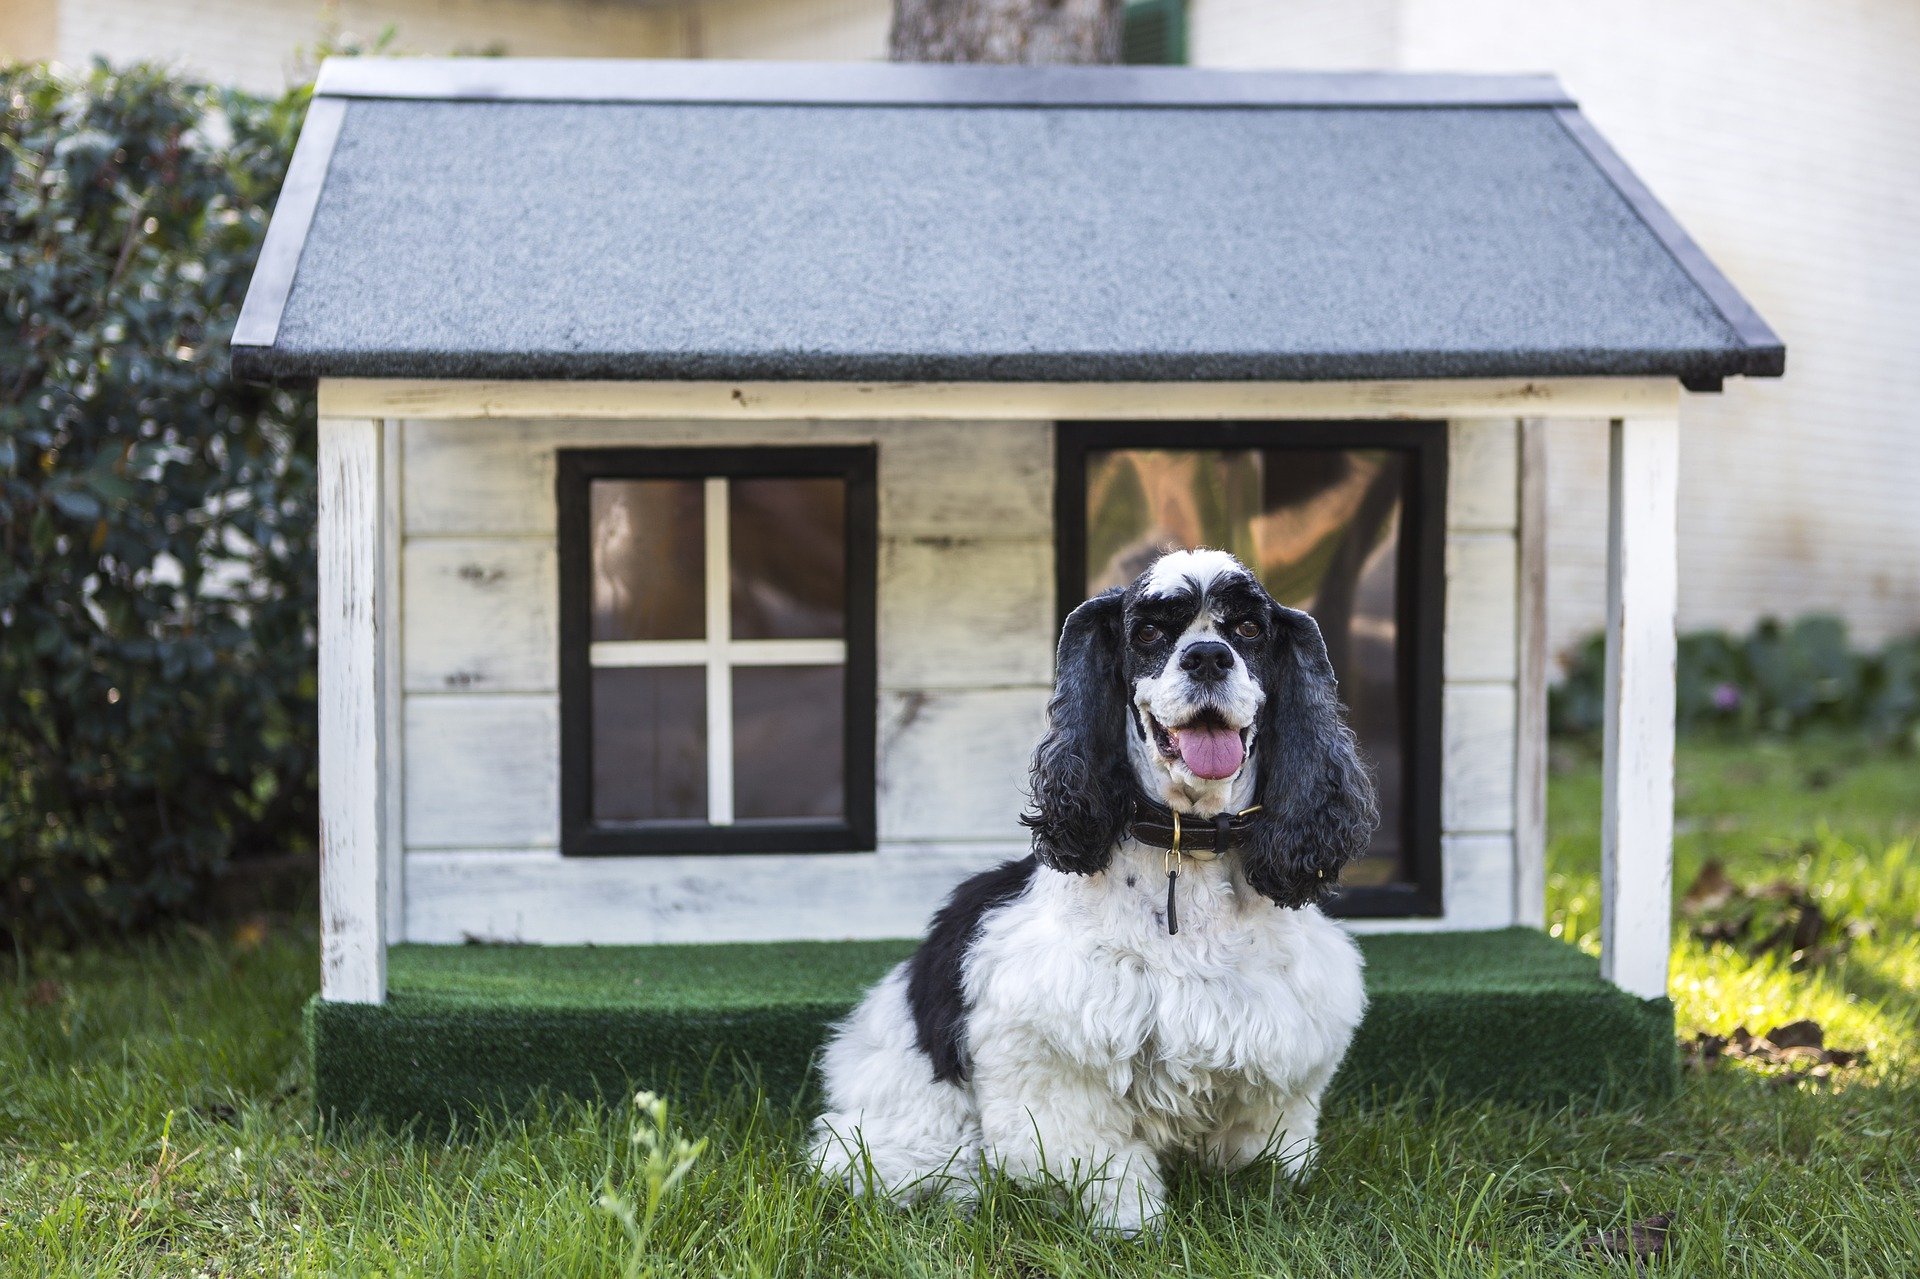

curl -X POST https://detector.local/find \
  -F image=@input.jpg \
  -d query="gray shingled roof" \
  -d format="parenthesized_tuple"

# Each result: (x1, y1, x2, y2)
(231, 58, 1783, 386)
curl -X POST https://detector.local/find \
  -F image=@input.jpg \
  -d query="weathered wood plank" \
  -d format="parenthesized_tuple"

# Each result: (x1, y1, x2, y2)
(878, 422, 1053, 539)
(1345, 835, 1519, 933)
(1514, 419, 1550, 929)
(1443, 532, 1517, 684)
(1601, 415, 1678, 1000)
(1441, 834, 1519, 929)
(879, 686, 1051, 842)
(402, 418, 549, 536)
(405, 830, 1524, 945)
(1447, 418, 1519, 531)
(401, 418, 1051, 540)
(401, 532, 1051, 697)
(401, 684, 1050, 851)
(403, 539, 557, 693)
(404, 695, 559, 849)
(381, 420, 407, 940)
(403, 845, 1023, 944)
(1441, 683, 1517, 835)
(323, 376, 1682, 422)
(317, 416, 388, 1002)
(880, 537, 1055, 690)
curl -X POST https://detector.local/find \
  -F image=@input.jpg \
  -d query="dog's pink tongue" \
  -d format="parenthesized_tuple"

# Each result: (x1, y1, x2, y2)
(1175, 724, 1244, 779)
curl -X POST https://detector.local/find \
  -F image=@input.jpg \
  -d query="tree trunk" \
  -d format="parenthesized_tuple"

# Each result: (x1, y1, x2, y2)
(889, 0, 1123, 64)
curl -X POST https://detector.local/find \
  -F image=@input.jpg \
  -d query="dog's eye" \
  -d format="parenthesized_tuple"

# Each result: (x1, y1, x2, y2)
(1133, 623, 1162, 645)
(1235, 619, 1263, 640)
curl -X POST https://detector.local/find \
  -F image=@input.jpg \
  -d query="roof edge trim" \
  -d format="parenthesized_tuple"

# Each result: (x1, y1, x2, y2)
(1552, 107, 1784, 375)
(229, 344, 1777, 385)
(311, 57, 1575, 109)
(232, 96, 348, 351)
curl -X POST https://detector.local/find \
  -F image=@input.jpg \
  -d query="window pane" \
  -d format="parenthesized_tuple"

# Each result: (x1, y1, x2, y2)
(730, 477, 846, 640)
(732, 665, 844, 820)
(592, 666, 706, 822)
(1084, 447, 1408, 886)
(591, 479, 705, 641)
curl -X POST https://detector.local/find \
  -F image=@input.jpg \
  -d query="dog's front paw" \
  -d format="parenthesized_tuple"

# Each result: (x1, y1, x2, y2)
(1272, 1135, 1319, 1184)
(1085, 1175, 1166, 1238)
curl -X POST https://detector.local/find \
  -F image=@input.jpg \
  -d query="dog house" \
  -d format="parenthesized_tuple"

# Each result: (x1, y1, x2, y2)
(234, 58, 1782, 1120)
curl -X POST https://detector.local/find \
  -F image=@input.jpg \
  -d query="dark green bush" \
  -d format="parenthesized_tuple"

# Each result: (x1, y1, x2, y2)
(1, 62, 315, 946)
(1552, 615, 1920, 744)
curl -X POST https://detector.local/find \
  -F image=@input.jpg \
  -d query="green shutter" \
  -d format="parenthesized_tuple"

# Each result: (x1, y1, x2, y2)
(1123, 0, 1188, 65)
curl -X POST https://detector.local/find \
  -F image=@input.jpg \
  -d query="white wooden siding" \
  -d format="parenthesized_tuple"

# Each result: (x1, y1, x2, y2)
(402, 539, 557, 693)
(395, 413, 1525, 943)
(404, 846, 1023, 945)
(878, 688, 1050, 842)
(404, 695, 559, 849)
(397, 417, 1054, 942)
(1446, 413, 1521, 532)
(1513, 419, 1551, 927)
(1443, 535, 1518, 683)
(379, 416, 406, 939)
(1424, 418, 1526, 930)
(879, 538, 1056, 690)
(399, 417, 1053, 539)
(1440, 684, 1518, 835)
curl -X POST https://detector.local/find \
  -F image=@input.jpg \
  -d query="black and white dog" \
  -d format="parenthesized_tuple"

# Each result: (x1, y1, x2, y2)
(811, 549, 1376, 1232)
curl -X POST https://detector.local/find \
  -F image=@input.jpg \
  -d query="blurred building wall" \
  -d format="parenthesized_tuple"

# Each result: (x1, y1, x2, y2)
(695, 0, 888, 59)
(0, 0, 60, 62)
(6, 0, 683, 87)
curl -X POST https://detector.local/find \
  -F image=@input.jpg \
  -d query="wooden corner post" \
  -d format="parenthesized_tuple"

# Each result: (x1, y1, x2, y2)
(1600, 415, 1678, 1000)
(1513, 418, 1550, 929)
(318, 416, 389, 1003)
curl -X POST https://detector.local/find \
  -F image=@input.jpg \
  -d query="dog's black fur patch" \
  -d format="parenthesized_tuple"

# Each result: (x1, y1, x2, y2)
(1021, 590, 1133, 874)
(1237, 602, 1379, 907)
(904, 855, 1038, 1084)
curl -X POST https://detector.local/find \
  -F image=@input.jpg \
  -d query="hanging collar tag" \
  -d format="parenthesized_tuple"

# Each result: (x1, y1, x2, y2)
(1165, 811, 1182, 935)
(1147, 802, 1263, 937)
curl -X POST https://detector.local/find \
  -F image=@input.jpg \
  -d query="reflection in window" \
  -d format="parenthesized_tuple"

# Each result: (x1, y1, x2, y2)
(730, 478, 846, 641)
(590, 479, 705, 642)
(588, 474, 848, 827)
(1084, 448, 1408, 886)
(732, 665, 845, 820)
(591, 666, 706, 822)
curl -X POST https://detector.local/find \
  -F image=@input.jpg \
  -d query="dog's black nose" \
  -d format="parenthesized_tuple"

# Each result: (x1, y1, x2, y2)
(1179, 640, 1235, 683)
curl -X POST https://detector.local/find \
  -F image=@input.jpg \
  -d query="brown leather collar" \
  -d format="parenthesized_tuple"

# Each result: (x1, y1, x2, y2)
(1128, 794, 1262, 858)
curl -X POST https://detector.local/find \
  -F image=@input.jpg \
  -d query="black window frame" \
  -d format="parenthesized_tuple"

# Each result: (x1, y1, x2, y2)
(557, 445, 878, 857)
(1055, 421, 1446, 918)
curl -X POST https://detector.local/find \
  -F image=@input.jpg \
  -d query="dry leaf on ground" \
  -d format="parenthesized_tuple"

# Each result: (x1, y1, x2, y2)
(1683, 1019, 1866, 1085)
(1678, 861, 1850, 968)
(1582, 1212, 1673, 1264)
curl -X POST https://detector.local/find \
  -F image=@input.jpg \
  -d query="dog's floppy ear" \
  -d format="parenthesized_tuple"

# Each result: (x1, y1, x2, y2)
(1021, 588, 1131, 875)
(1240, 603, 1379, 908)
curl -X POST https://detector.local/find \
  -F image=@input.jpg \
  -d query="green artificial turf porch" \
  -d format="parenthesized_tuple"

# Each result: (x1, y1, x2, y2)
(309, 928, 1675, 1124)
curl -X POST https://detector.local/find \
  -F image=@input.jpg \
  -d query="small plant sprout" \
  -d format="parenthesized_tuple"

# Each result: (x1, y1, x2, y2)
(599, 1090, 709, 1279)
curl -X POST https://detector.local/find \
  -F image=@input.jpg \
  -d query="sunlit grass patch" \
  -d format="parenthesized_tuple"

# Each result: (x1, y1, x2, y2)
(1550, 736, 1919, 1074)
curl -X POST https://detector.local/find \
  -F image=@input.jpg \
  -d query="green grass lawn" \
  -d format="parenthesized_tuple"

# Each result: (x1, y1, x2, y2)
(4, 735, 1918, 1276)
